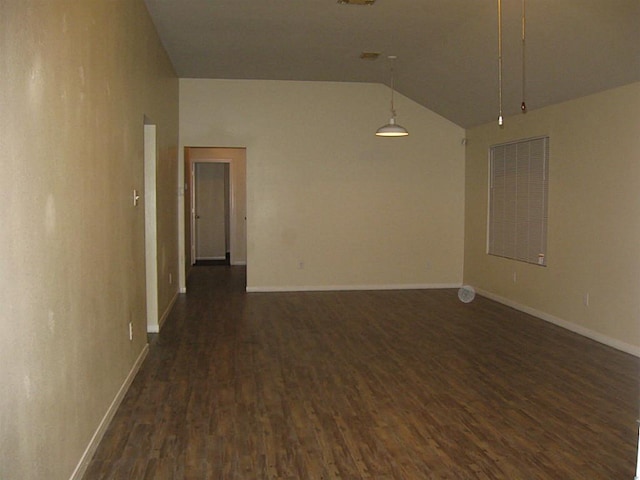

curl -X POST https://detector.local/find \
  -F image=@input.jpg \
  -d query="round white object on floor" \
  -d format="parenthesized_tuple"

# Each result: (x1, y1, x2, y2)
(458, 285, 476, 303)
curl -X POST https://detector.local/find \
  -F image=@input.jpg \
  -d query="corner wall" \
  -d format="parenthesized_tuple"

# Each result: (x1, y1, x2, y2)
(0, 2, 179, 478)
(464, 83, 640, 354)
(179, 79, 466, 291)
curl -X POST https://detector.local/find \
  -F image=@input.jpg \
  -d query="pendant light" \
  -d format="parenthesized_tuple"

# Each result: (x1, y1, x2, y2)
(376, 55, 409, 137)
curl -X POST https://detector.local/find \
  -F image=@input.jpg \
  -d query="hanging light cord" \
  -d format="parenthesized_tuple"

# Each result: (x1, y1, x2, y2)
(497, 0, 504, 126)
(521, 0, 527, 113)
(390, 56, 397, 118)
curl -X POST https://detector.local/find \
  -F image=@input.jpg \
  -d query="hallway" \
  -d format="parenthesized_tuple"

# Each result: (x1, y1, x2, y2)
(84, 266, 639, 479)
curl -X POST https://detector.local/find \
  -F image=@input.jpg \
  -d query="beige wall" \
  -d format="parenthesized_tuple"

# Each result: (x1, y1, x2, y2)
(179, 79, 466, 291)
(0, 2, 179, 479)
(464, 83, 640, 354)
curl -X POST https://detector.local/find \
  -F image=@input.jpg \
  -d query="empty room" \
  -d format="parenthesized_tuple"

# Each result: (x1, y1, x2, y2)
(1, 1, 639, 479)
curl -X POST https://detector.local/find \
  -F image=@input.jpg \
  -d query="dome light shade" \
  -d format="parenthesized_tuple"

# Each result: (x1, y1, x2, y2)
(375, 118, 409, 137)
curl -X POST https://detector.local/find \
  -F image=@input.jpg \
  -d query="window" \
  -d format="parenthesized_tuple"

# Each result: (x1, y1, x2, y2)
(488, 136, 549, 266)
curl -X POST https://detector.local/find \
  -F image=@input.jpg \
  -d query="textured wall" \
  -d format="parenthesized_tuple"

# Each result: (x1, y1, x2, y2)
(464, 83, 640, 354)
(179, 79, 466, 291)
(0, 1, 179, 478)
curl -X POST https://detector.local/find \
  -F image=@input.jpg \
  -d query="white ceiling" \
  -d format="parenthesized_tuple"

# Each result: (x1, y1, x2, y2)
(144, 0, 639, 128)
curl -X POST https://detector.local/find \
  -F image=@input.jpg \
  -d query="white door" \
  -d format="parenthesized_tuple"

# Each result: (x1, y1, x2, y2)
(195, 163, 227, 260)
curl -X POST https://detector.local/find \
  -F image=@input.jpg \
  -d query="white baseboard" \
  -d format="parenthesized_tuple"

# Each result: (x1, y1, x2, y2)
(69, 344, 149, 480)
(159, 290, 179, 330)
(147, 290, 179, 334)
(246, 283, 461, 293)
(477, 288, 640, 358)
(231, 261, 247, 266)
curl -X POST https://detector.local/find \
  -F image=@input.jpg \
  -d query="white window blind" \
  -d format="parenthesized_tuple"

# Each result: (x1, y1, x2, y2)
(488, 136, 549, 266)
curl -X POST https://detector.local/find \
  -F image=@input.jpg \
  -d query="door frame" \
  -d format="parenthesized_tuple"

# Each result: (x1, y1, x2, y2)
(191, 161, 232, 262)
(143, 123, 159, 332)
(181, 146, 247, 291)
(185, 155, 246, 266)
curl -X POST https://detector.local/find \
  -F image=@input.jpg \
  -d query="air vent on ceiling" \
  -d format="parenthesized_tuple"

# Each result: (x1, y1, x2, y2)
(337, 0, 376, 5)
(360, 52, 381, 60)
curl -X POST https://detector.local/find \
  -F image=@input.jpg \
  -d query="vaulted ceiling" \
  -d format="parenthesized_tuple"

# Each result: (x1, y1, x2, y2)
(144, 0, 639, 128)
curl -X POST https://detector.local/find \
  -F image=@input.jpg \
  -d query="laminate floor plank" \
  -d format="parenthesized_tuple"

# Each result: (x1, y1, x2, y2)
(84, 266, 639, 479)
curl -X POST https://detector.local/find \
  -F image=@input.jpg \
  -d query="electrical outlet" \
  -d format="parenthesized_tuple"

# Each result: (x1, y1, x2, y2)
(128, 322, 133, 341)
(583, 293, 589, 307)
(169, 273, 173, 285)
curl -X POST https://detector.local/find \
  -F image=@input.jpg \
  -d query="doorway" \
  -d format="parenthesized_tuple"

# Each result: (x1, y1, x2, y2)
(184, 147, 247, 278)
(194, 162, 230, 264)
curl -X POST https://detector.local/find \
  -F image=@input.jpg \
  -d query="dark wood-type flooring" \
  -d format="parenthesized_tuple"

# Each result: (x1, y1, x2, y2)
(84, 266, 639, 479)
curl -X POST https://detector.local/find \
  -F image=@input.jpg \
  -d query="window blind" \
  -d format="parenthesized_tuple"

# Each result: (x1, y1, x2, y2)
(488, 136, 549, 266)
